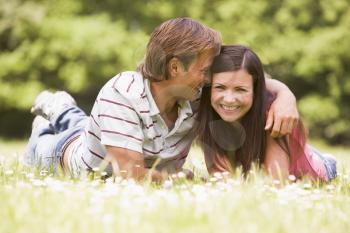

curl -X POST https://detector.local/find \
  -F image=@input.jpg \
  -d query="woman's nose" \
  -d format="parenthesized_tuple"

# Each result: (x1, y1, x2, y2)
(223, 91, 237, 103)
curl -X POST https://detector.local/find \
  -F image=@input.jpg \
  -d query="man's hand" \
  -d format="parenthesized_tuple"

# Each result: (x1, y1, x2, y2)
(171, 169, 194, 180)
(265, 79, 299, 137)
(105, 146, 166, 182)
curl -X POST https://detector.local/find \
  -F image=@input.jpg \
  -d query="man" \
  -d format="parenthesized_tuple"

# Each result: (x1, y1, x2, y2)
(25, 17, 298, 181)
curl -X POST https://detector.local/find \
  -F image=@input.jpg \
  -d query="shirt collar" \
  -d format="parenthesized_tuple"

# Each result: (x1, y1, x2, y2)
(177, 99, 193, 118)
(144, 79, 161, 116)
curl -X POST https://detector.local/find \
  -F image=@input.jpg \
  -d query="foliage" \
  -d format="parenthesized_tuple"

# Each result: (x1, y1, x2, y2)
(0, 0, 349, 143)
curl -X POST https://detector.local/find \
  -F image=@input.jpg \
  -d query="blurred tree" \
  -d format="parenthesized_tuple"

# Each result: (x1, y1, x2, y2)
(0, 0, 349, 144)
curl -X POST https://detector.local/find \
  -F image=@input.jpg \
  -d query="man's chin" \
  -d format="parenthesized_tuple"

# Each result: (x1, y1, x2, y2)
(180, 94, 197, 102)
(188, 94, 199, 101)
(192, 90, 201, 100)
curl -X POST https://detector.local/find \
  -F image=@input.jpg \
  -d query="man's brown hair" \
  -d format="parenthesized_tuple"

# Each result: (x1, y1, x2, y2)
(138, 17, 221, 81)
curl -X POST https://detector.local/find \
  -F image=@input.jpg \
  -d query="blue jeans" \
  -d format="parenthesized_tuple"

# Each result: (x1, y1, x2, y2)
(24, 106, 87, 172)
(311, 146, 337, 181)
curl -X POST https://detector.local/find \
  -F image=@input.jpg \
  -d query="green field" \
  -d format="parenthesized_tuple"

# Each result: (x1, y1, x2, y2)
(1, 139, 350, 233)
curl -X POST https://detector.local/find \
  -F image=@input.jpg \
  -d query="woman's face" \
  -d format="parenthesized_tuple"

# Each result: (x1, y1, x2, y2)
(211, 69, 254, 123)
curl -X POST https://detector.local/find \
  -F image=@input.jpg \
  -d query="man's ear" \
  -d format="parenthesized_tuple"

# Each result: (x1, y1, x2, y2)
(168, 57, 184, 78)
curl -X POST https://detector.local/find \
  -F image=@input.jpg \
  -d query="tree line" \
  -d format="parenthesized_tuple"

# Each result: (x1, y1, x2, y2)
(1, 0, 349, 144)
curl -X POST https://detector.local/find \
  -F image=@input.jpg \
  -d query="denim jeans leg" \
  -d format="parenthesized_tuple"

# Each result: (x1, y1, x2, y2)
(51, 106, 88, 133)
(311, 146, 337, 181)
(25, 106, 88, 172)
(34, 133, 63, 172)
(24, 120, 55, 167)
(317, 152, 337, 180)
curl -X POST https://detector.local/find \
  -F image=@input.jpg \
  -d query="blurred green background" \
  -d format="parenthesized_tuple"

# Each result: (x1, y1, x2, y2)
(0, 0, 349, 145)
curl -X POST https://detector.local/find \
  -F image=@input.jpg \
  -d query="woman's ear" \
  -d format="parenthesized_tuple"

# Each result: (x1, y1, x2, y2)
(167, 57, 184, 78)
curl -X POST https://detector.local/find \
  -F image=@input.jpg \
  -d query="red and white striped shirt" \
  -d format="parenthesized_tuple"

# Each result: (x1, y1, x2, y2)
(68, 71, 197, 176)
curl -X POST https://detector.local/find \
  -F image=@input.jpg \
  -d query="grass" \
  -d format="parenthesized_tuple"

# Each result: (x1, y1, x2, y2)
(1, 138, 350, 233)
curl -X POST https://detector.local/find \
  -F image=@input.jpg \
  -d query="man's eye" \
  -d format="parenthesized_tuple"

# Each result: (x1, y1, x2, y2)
(202, 70, 210, 75)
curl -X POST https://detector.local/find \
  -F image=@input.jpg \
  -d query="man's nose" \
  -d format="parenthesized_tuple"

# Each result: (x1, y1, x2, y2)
(203, 75, 211, 85)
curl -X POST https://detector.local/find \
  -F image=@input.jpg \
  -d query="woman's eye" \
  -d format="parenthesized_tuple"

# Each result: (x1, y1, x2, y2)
(236, 88, 247, 92)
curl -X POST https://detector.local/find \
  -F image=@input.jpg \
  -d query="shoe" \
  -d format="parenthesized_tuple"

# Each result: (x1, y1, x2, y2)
(31, 115, 50, 132)
(30, 90, 54, 116)
(31, 90, 77, 120)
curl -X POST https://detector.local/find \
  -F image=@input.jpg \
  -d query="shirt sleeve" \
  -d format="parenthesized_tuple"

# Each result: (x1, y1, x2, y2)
(94, 86, 144, 153)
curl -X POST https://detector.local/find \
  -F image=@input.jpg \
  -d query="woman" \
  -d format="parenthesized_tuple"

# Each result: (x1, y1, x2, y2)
(195, 45, 337, 182)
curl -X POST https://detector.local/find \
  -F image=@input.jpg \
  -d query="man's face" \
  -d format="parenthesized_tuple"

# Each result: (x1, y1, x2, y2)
(173, 49, 216, 101)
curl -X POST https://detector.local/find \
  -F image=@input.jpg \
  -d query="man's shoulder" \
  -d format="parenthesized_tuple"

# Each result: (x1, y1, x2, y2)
(102, 71, 146, 100)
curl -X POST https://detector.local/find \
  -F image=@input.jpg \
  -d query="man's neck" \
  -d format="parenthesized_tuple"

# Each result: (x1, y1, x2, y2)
(150, 80, 178, 114)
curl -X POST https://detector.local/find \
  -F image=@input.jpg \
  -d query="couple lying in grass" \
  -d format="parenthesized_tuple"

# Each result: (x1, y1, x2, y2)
(25, 18, 336, 183)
